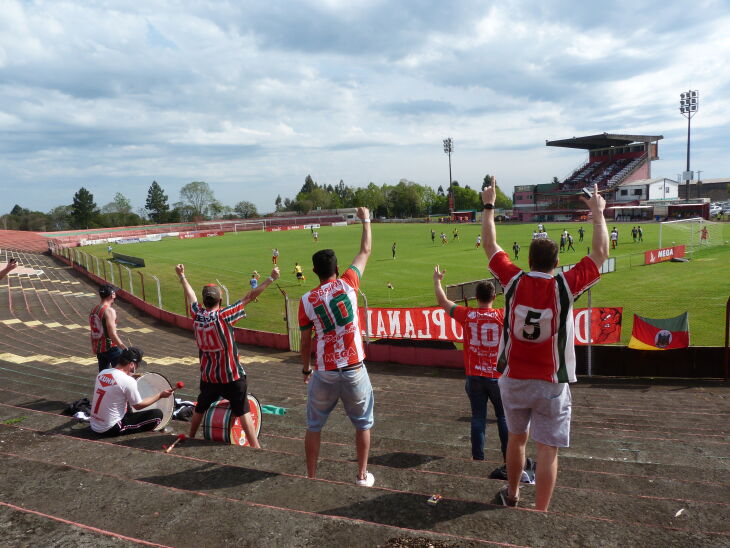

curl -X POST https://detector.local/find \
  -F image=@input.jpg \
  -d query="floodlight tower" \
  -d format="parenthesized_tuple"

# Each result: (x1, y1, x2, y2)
(679, 90, 699, 202)
(443, 138, 454, 214)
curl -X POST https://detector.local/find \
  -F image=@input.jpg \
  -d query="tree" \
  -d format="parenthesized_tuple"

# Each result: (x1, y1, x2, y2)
(101, 192, 136, 228)
(71, 187, 98, 229)
(274, 194, 282, 211)
(234, 201, 258, 218)
(300, 174, 317, 195)
(48, 205, 72, 231)
(145, 181, 170, 222)
(180, 181, 215, 220)
(552, 176, 560, 185)
(437, 185, 445, 196)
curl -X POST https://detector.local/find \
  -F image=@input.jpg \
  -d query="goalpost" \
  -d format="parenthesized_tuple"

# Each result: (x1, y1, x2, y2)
(658, 217, 723, 249)
(233, 221, 265, 233)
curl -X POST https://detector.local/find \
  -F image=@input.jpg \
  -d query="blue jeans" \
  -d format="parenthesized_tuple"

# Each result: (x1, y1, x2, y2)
(306, 365, 374, 432)
(465, 375, 508, 461)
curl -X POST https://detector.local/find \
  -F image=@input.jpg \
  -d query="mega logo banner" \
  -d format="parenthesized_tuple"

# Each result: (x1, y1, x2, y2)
(644, 245, 685, 265)
(358, 306, 622, 346)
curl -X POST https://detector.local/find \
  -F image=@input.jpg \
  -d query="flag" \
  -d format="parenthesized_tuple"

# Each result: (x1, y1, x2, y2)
(628, 313, 689, 350)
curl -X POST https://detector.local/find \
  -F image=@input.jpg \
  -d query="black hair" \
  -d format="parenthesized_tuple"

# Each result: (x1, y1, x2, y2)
(312, 249, 337, 279)
(99, 284, 115, 298)
(475, 281, 496, 304)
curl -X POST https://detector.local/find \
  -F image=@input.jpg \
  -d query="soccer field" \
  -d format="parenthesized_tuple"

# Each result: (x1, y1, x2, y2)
(82, 221, 730, 346)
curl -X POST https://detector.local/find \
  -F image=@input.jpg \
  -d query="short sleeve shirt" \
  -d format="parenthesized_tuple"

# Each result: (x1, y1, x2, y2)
(190, 300, 247, 383)
(298, 266, 365, 370)
(450, 306, 504, 378)
(489, 251, 600, 383)
(90, 368, 142, 432)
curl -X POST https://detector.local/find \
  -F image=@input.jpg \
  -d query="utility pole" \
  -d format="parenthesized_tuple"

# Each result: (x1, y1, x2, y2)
(443, 138, 454, 216)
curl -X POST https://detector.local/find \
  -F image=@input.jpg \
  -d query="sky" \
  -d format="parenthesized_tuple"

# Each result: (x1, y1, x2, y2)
(2, 0, 730, 216)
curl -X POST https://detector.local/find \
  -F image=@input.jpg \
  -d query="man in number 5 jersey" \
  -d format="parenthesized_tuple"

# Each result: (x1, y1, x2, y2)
(482, 182, 608, 511)
(433, 269, 507, 463)
(176, 263, 280, 445)
(298, 207, 375, 487)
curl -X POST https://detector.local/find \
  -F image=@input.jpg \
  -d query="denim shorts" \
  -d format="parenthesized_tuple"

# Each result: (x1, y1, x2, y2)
(306, 364, 374, 432)
(498, 376, 572, 447)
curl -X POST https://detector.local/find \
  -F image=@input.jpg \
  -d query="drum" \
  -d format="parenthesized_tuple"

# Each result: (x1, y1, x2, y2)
(135, 372, 174, 431)
(202, 394, 262, 446)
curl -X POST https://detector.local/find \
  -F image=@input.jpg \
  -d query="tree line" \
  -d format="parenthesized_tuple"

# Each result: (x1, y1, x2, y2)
(1, 181, 259, 231)
(275, 175, 512, 218)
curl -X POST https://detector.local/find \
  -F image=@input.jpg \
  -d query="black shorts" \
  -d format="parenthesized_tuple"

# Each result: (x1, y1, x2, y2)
(296, 272, 304, 279)
(196, 378, 250, 416)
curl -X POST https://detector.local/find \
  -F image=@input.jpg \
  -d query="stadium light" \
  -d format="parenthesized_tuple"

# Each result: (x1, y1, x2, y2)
(679, 90, 699, 202)
(443, 138, 454, 214)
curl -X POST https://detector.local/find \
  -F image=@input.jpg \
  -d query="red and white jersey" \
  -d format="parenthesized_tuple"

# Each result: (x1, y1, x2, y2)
(298, 266, 365, 371)
(450, 306, 504, 378)
(90, 368, 142, 432)
(489, 251, 600, 383)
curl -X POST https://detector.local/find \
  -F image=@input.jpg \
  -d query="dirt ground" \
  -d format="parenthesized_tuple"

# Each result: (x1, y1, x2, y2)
(0, 251, 729, 547)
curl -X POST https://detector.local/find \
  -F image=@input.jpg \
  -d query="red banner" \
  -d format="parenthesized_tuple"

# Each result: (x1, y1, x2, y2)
(644, 245, 685, 265)
(179, 231, 224, 239)
(359, 306, 622, 345)
(266, 225, 304, 232)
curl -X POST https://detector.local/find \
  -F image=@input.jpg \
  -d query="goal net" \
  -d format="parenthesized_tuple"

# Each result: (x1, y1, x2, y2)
(658, 218, 723, 249)
(233, 221, 265, 232)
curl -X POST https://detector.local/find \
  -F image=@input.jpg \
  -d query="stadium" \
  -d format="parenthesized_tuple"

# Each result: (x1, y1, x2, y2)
(1, 118, 729, 546)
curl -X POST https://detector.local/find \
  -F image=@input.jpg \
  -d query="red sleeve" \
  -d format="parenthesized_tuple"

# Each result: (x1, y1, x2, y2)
(489, 251, 521, 286)
(340, 266, 361, 291)
(298, 299, 313, 330)
(449, 305, 467, 323)
(563, 256, 601, 297)
(219, 300, 246, 324)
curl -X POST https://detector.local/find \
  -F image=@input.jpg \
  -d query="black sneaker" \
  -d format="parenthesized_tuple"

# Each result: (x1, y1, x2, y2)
(489, 465, 508, 480)
(498, 485, 519, 507)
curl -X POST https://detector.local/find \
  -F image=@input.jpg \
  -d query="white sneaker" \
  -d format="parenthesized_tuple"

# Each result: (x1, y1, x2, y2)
(356, 472, 375, 487)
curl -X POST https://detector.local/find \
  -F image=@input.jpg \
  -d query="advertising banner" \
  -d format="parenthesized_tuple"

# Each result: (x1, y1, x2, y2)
(359, 306, 622, 345)
(179, 231, 224, 239)
(644, 245, 685, 265)
(265, 225, 304, 232)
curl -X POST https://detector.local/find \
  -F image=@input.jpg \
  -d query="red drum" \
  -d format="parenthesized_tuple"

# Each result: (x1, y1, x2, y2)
(201, 395, 262, 446)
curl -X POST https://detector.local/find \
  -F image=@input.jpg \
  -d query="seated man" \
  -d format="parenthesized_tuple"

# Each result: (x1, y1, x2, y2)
(90, 347, 173, 436)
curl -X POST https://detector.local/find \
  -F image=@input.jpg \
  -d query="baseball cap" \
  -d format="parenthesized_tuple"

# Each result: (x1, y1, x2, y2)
(120, 347, 147, 368)
(99, 284, 116, 298)
(202, 284, 221, 305)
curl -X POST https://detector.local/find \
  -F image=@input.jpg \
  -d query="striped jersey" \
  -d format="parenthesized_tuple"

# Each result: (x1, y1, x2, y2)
(190, 300, 247, 383)
(450, 306, 504, 378)
(298, 266, 365, 371)
(489, 251, 600, 383)
(89, 304, 116, 354)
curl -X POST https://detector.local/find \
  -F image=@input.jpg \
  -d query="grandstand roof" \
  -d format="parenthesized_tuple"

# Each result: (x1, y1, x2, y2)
(545, 133, 663, 150)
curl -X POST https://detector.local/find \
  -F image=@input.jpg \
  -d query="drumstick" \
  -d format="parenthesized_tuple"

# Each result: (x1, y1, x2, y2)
(163, 434, 186, 453)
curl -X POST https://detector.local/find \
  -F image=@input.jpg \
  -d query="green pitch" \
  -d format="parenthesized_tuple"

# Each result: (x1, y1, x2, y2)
(82, 222, 730, 346)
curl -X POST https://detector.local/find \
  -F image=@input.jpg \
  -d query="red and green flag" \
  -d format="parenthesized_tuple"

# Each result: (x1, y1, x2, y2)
(628, 313, 689, 350)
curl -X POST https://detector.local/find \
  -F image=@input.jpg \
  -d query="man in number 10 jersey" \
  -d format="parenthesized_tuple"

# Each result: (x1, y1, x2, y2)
(298, 207, 375, 487)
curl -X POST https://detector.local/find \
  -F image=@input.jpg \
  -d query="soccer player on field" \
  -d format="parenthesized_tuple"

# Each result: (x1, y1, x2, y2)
(272, 248, 279, 265)
(475, 235, 481, 248)
(433, 267, 507, 463)
(176, 263, 280, 445)
(481, 181, 608, 511)
(299, 207, 375, 487)
(294, 262, 306, 284)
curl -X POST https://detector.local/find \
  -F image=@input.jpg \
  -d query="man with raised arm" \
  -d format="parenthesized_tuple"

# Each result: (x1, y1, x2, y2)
(299, 207, 375, 487)
(90, 284, 127, 372)
(481, 181, 608, 511)
(433, 267, 507, 464)
(176, 263, 280, 446)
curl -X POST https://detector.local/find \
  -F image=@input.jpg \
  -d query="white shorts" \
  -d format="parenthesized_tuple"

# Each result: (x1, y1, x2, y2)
(498, 376, 572, 447)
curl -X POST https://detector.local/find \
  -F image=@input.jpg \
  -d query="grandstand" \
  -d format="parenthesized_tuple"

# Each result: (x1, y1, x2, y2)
(514, 133, 664, 222)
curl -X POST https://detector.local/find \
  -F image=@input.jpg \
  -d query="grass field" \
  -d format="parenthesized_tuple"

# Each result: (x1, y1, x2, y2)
(80, 220, 730, 346)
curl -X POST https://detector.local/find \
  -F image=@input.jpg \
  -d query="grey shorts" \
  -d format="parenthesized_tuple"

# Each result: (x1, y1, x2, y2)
(498, 376, 572, 448)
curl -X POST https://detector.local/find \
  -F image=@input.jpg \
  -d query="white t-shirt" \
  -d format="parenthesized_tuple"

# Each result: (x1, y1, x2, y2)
(90, 368, 142, 433)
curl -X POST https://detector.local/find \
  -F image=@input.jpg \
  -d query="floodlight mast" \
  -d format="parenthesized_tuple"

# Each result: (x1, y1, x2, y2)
(679, 90, 699, 202)
(443, 138, 454, 214)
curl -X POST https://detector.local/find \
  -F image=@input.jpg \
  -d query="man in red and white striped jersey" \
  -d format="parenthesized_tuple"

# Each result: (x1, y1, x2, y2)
(176, 264, 280, 445)
(298, 207, 375, 487)
(481, 182, 608, 511)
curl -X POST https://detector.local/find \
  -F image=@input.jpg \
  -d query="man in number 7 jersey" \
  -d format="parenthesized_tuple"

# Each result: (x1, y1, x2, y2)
(298, 207, 375, 487)
(482, 181, 608, 511)
(176, 263, 280, 445)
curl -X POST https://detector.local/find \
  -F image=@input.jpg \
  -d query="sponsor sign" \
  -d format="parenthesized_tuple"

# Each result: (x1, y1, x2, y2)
(179, 231, 224, 239)
(358, 306, 622, 345)
(265, 225, 304, 232)
(644, 245, 685, 265)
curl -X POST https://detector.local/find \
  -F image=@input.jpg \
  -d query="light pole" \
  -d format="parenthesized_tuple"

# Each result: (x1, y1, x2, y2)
(443, 138, 454, 215)
(679, 90, 699, 202)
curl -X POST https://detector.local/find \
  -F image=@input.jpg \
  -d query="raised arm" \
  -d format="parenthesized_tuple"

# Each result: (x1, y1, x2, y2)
(581, 184, 609, 267)
(480, 183, 503, 260)
(0, 258, 18, 281)
(433, 265, 457, 312)
(175, 264, 197, 306)
(350, 207, 372, 274)
(241, 267, 280, 306)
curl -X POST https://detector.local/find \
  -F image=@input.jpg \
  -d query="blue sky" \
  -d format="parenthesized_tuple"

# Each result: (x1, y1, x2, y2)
(1, 0, 729, 215)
